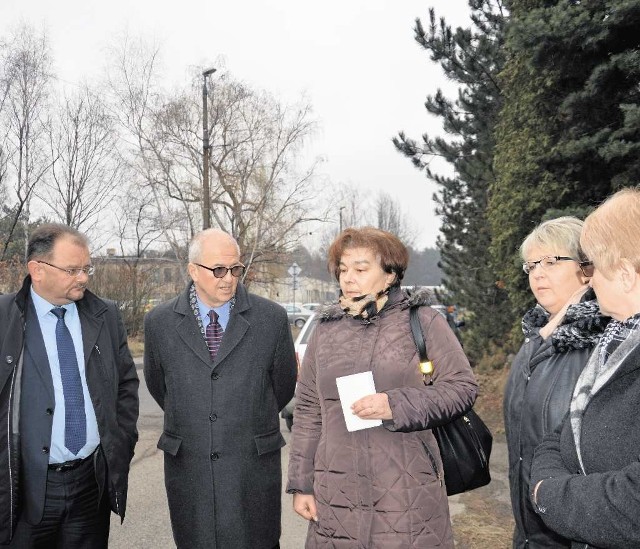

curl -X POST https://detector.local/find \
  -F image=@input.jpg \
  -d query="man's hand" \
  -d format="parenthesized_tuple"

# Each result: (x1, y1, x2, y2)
(293, 493, 318, 522)
(351, 392, 392, 420)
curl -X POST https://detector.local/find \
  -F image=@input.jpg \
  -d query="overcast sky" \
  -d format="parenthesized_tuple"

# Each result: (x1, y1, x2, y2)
(1, 0, 471, 250)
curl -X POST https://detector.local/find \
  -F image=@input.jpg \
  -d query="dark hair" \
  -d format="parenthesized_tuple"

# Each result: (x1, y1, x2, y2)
(327, 227, 409, 284)
(27, 223, 89, 261)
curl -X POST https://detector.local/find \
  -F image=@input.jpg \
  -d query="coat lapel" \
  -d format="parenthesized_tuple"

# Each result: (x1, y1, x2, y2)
(214, 284, 251, 368)
(24, 299, 55, 401)
(77, 301, 104, 367)
(174, 289, 214, 370)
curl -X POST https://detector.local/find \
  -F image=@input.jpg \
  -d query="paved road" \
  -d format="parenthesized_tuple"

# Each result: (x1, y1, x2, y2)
(109, 362, 508, 548)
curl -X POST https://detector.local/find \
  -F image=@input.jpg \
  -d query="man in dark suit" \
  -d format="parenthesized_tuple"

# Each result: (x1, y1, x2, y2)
(144, 229, 297, 549)
(0, 224, 139, 548)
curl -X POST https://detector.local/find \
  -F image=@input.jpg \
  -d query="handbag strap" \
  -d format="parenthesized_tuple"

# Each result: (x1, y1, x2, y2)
(409, 305, 428, 362)
(410, 305, 435, 378)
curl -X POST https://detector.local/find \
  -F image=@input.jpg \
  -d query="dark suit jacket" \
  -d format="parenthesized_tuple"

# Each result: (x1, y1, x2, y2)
(0, 277, 139, 543)
(144, 283, 297, 549)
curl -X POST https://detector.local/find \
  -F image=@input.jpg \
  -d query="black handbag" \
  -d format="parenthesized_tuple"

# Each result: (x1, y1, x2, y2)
(409, 305, 493, 496)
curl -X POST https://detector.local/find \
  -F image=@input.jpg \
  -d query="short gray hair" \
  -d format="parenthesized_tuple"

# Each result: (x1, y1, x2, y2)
(520, 216, 585, 261)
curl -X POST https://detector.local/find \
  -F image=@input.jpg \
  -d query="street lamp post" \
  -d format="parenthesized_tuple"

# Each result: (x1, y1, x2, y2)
(202, 67, 217, 230)
(339, 206, 346, 233)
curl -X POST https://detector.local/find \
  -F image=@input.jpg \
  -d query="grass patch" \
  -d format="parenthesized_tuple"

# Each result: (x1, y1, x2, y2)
(451, 368, 513, 548)
(452, 493, 514, 548)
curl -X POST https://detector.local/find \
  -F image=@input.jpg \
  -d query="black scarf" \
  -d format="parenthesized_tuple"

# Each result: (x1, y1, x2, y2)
(521, 289, 610, 353)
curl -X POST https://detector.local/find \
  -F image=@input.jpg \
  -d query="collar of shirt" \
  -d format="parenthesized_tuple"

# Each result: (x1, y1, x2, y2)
(196, 295, 231, 331)
(30, 287, 78, 323)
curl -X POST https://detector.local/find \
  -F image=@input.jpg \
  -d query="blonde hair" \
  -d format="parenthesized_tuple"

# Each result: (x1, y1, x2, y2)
(520, 216, 585, 261)
(581, 187, 640, 275)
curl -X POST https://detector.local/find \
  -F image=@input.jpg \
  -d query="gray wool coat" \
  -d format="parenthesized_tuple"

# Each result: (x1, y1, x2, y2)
(287, 288, 478, 548)
(530, 329, 640, 549)
(143, 283, 297, 549)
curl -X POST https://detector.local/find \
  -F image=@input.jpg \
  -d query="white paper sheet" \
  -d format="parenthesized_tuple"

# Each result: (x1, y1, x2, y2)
(335, 371, 383, 432)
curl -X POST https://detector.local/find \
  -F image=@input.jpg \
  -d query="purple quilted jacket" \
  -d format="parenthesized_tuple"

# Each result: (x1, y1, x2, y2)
(287, 289, 478, 548)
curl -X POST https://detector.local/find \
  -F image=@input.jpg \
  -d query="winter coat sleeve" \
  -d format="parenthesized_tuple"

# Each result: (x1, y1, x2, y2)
(384, 308, 478, 433)
(531, 435, 640, 548)
(270, 316, 297, 412)
(286, 324, 322, 495)
(143, 310, 166, 410)
(110, 304, 140, 463)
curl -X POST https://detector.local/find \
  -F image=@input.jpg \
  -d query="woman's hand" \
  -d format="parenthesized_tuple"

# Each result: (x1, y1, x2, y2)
(539, 284, 590, 340)
(352, 392, 393, 420)
(293, 493, 318, 522)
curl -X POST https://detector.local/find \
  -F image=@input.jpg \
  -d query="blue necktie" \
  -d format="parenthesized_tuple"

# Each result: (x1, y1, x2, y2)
(51, 307, 86, 455)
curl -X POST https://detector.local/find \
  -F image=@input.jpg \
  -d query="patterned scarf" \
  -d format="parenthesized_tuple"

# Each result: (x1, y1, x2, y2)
(338, 287, 390, 320)
(188, 282, 235, 339)
(521, 291, 609, 353)
(570, 312, 640, 471)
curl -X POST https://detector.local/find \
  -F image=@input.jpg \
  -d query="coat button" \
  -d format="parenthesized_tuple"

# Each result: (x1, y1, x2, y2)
(5, 356, 13, 364)
(42, 446, 49, 454)
(209, 414, 217, 422)
(45, 408, 53, 415)
(210, 452, 219, 460)
(211, 372, 219, 380)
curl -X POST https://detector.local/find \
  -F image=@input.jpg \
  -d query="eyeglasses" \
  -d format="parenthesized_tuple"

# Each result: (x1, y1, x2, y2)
(522, 255, 575, 275)
(194, 263, 245, 278)
(578, 260, 594, 277)
(37, 260, 95, 277)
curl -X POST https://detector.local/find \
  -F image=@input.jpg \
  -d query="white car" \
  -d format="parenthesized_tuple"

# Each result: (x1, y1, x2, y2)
(281, 313, 318, 430)
(280, 303, 314, 328)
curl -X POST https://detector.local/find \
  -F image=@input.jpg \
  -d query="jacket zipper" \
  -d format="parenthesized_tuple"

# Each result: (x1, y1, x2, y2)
(463, 415, 488, 466)
(7, 362, 19, 538)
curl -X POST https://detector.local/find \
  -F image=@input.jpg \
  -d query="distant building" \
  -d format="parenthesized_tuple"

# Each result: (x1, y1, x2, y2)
(252, 275, 338, 306)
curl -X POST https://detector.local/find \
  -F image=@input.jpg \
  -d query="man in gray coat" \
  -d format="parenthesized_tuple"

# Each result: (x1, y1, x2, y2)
(144, 229, 297, 549)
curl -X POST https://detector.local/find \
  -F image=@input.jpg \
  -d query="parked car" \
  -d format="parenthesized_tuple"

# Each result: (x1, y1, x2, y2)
(280, 303, 314, 328)
(281, 313, 318, 430)
(302, 302, 321, 311)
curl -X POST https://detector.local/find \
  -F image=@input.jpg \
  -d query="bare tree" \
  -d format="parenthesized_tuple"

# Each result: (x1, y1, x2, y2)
(373, 191, 416, 246)
(39, 85, 121, 239)
(91, 181, 171, 335)
(0, 23, 53, 260)
(105, 36, 196, 260)
(105, 38, 326, 281)
(205, 79, 324, 278)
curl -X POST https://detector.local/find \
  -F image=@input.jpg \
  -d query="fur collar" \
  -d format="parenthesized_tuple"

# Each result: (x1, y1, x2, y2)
(317, 287, 433, 322)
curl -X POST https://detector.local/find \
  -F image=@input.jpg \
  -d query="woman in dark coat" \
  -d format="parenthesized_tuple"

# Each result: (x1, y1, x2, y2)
(531, 189, 640, 548)
(287, 227, 477, 548)
(504, 217, 609, 548)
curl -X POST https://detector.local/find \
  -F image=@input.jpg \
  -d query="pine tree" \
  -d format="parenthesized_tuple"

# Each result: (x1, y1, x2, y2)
(394, 0, 511, 364)
(490, 0, 640, 330)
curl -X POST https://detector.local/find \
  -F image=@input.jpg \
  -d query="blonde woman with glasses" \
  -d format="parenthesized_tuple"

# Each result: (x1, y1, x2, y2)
(504, 217, 609, 548)
(530, 189, 640, 548)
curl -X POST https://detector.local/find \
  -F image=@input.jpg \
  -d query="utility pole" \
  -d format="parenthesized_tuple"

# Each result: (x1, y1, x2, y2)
(339, 206, 346, 233)
(202, 67, 216, 229)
